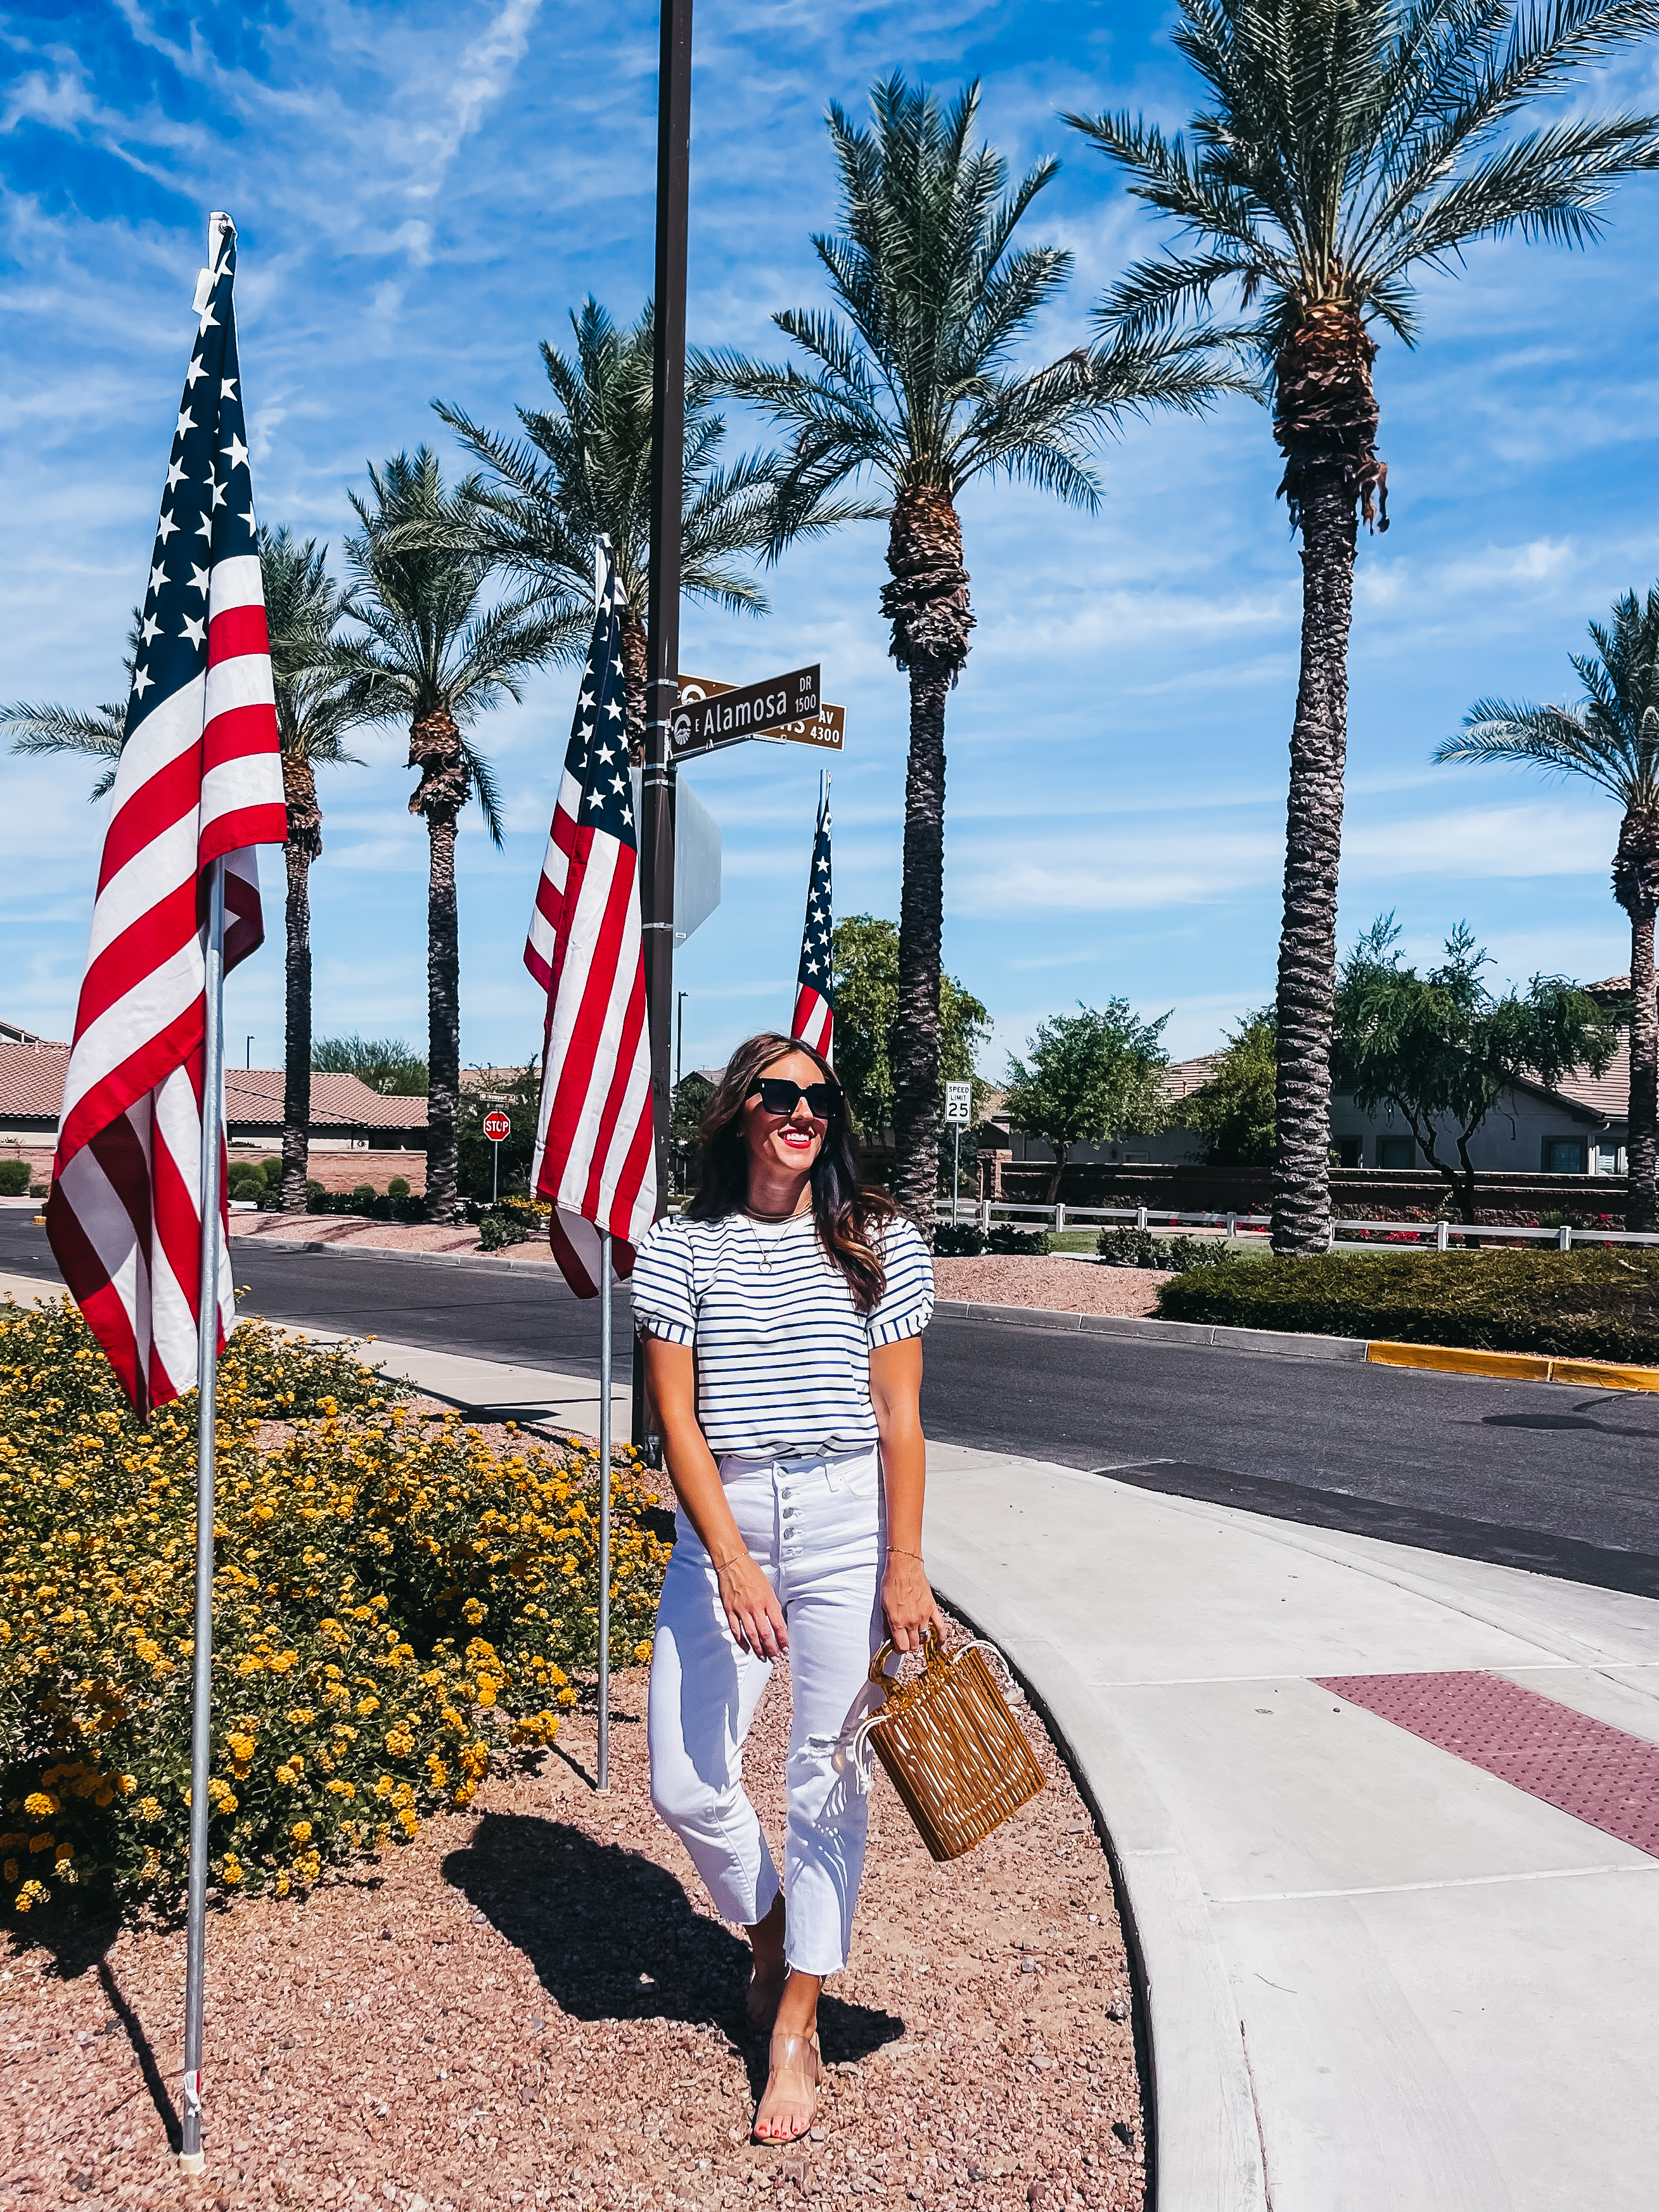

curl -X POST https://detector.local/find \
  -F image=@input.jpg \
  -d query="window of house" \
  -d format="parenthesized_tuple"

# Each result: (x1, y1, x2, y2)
(1376, 1135, 1414, 1170)
(1544, 1137, 1587, 1175)
(1596, 1144, 1623, 1175)
(1334, 1136, 1364, 1168)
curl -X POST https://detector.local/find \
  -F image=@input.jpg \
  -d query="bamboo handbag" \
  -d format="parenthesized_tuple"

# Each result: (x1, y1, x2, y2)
(849, 1628, 1046, 1862)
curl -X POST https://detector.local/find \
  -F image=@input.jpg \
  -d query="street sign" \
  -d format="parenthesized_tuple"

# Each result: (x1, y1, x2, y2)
(944, 1082, 973, 1125)
(627, 769, 721, 945)
(483, 1110, 511, 1142)
(674, 672, 845, 762)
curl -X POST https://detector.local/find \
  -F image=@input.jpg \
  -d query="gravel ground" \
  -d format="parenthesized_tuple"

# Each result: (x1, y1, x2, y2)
(3, 1625, 1146, 2212)
(230, 1219, 568, 1260)
(930, 1260, 1169, 1318)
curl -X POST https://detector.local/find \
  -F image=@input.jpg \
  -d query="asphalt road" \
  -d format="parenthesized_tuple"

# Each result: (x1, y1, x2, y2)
(5, 1213, 1658, 1597)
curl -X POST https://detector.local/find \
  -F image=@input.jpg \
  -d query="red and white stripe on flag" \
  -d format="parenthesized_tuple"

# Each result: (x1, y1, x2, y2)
(791, 983, 833, 1059)
(46, 229, 286, 1417)
(525, 542, 657, 1297)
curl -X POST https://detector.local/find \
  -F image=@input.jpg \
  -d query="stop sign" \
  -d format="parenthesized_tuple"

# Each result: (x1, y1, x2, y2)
(483, 1110, 511, 1142)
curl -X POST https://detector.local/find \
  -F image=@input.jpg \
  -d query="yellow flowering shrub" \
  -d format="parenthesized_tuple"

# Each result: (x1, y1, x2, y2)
(0, 1296, 668, 1918)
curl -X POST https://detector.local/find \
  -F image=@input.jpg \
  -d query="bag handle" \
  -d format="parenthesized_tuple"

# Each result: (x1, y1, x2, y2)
(866, 1624, 947, 1688)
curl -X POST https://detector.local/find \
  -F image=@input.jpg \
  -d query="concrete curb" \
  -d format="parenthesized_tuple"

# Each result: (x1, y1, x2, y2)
(231, 1237, 1659, 1390)
(1366, 1338, 1659, 1392)
(928, 1550, 1268, 2212)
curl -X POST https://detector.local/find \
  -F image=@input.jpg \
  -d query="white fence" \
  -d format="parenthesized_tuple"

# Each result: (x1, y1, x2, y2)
(935, 1198, 1659, 1253)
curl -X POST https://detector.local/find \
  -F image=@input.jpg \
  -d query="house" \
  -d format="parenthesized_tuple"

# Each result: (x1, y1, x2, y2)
(987, 1021, 1634, 1179)
(0, 1037, 428, 1189)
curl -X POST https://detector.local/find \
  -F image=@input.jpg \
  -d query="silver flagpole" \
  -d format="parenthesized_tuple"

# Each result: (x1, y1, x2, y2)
(596, 1228, 613, 1791)
(179, 855, 226, 2177)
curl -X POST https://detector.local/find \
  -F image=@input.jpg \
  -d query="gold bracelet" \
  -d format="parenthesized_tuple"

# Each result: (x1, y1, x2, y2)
(886, 1547, 924, 1560)
(713, 1550, 746, 1573)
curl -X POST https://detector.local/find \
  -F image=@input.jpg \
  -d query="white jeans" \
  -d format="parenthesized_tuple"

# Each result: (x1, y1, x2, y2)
(647, 1443, 885, 1978)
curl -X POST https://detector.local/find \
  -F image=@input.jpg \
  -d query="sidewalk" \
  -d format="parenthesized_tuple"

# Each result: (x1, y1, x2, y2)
(925, 1441, 1659, 2212)
(8, 1262, 1654, 2208)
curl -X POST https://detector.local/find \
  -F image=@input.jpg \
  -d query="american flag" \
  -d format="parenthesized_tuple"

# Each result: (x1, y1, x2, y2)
(790, 775, 834, 1059)
(525, 540, 657, 1296)
(46, 215, 286, 1417)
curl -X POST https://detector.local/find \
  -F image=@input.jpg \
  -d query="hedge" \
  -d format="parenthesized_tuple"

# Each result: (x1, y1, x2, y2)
(1156, 1248, 1659, 1365)
(0, 1297, 667, 1921)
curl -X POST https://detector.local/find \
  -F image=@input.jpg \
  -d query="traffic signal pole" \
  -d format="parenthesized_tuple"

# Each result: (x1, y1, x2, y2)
(636, 0, 693, 1455)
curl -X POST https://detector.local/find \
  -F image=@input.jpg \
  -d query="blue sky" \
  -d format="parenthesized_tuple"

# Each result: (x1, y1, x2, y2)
(6, 1, 1659, 1085)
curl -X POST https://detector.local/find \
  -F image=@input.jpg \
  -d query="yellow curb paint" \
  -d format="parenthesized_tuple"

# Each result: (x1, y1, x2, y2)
(1366, 1341, 1659, 1393)
(1547, 1357, 1659, 1394)
(1367, 1341, 1552, 1381)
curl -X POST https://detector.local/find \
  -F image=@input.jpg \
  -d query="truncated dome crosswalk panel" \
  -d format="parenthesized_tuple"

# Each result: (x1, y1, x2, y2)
(1314, 1670, 1659, 1859)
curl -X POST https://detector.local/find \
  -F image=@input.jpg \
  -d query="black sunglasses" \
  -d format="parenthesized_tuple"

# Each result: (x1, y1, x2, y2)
(745, 1076, 842, 1119)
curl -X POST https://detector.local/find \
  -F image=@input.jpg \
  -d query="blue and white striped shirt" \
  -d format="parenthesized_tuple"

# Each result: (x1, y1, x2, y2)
(631, 1209, 934, 1456)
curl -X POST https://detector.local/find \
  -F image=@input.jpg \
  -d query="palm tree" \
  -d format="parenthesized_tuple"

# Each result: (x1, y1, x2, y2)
(260, 527, 366, 1214)
(337, 447, 567, 1220)
(2, 619, 136, 796)
(4, 551, 368, 1216)
(1437, 588, 1659, 1229)
(433, 297, 868, 757)
(1068, 0, 1659, 1252)
(708, 73, 1254, 1227)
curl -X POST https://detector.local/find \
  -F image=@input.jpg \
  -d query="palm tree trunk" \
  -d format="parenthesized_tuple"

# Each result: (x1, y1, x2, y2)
(1270, 307, 1378, 1256)
(1615, 805, 1659, 1231)
(279, 841, 314, 1212)
(882, 488, 975, 1236)
(425, 809, 461, 1220)
(409, 707, 469, 1223)
(1271, 469, 1355, 1252)
(620, 608, 650, 766)
(892, 662, 949, 1226)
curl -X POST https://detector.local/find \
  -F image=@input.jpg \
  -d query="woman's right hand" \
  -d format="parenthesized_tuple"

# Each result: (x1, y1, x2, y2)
(717, 1551, 789, 1659)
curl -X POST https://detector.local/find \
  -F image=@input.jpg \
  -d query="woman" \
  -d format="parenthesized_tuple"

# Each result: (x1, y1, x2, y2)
(633, 1032, 942, 2145)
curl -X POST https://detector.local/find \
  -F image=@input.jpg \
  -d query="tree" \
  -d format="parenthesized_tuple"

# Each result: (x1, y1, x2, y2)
(1333, 917, 1618, 1223)
(670, 1070, 717, 1193)
(1, 618, 134, 796)
(1436, 587, 1659, 1228)
(433, 300, 864, 759)
(457, 1061, 541, 1202)
(1070, 0, 1659, 1253)
(1003, 1003, 1171, 1200)
(831, 914, 989, 1148)
(4, 538, 367, 1218)
(313, 1035, 429, 1096)
(712, 73, 1253, 1234)
(336, 449, 567, 1220)
(262, 528, 367, 1213)
(1184, 1009, 1277, 1165)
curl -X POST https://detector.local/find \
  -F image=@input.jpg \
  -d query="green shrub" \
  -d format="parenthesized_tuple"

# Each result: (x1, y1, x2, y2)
(0, 1298, 667, 1921)
(1156, 1249, 1659, 1364)
(387, 1177, 410, 1200)
(0, 1162, 30, 1197)
(1098, 1226, 1236, 1275)
(987, 1224, 1050, 1256)
(933, 1222, 988, 1256)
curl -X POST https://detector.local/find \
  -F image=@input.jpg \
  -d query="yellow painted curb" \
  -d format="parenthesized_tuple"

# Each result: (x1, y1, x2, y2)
(1366, 1340, 1659, 1392)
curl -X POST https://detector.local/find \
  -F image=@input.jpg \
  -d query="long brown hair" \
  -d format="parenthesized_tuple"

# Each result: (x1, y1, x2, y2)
(688, 1032, 895, 1311)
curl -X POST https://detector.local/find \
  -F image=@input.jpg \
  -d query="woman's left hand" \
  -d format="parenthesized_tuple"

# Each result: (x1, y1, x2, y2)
(882, 1552, 945, 1654)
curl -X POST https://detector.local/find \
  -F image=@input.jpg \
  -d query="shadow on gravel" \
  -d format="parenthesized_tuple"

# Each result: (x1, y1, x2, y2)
(441, 1812, 904, 2068)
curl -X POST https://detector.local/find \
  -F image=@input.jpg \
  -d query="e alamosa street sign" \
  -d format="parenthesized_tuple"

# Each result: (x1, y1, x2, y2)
(482, 1109, 511, 1142)
(673, 670, 845, 763)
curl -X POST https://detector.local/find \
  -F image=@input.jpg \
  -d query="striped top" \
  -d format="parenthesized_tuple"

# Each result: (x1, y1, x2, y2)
(631, 1209, 934, 1455)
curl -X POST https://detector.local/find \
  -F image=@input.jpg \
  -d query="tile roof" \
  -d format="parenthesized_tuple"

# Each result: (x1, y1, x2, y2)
(0, 1043, 72, 1117)
(1550, 1037, 1630, 1120)
(0, 1054, 426, 1132)
(223, 1070, 428, 1130)
(1163, 1053, 1223, 1102)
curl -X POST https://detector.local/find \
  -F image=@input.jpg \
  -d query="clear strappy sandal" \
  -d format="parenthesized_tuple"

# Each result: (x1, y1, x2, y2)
(753, 2026, 821, 2144)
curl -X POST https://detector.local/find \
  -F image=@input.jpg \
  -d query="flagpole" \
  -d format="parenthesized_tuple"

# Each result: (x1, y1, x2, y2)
(597, 1229, 613, 1792)
(180, 855, 226, 2177)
